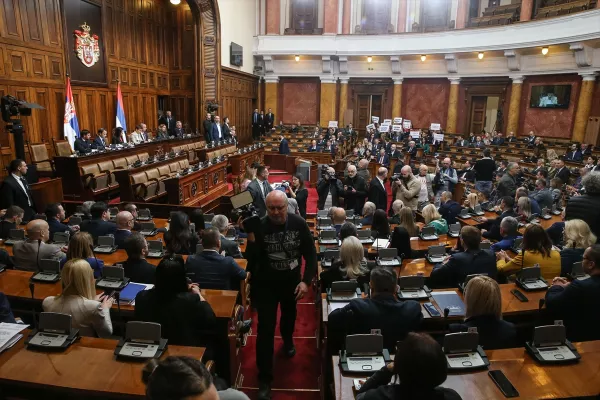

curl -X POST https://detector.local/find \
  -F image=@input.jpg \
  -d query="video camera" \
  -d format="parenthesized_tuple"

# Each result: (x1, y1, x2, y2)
(391, 173, 402, 183)
(1, 95, 44, 160)
(231, 190, 261, 234)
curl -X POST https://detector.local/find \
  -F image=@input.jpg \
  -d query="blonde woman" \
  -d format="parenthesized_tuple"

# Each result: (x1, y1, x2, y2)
(60, 232, 104, 278)
(42, 259, 113, 338)
(561, 219, 597, 276)
(319, 236, 370, 292)
(517, 196, 532, 221)
(449, 276, 517, 349)
(422, 204, 448, 235)
(463, 192, 479, 212)
(398, 207, 419, 237)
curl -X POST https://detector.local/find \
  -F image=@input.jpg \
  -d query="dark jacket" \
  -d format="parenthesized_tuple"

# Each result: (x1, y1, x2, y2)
(135, 290, 217, 347)
(545, 275, 600, 342)
(390, 226, 414, 259)
(449, 315, 517, 350)
(93, 136, 108, 149)
(559, 247, 585, 277)
(48, 218, 76, 242)
(482, 209, 518, 241)
(0, 292, 16, 323)
(279, 138, 290, 155)
(556, 167, 571, 184)
(319, 266, 371, 293)
(0, 175, 36, 221)
(565, 193, 600, 238)
(121, 258, 156, 284)
(114, 229, 132, 248)
(343, 175, 368, 214)
(0, 220, 17, 240)
(210, 123, 225, 142)
(316, 178, 344, 210)
(546, 221, 565, 246)
(203, 119, 213, 141)
(79, 219, 117, 243)
(247, 179, 273, 217)
(438, 200, 462, 225)
(368, 178, 388, 212)
(530, 188, 553, 210)
(290, 188, 308, 219)
(186, 251, 247, 290)
(497, 174, 517, 198)
(328, 293, 422, 352)
(429, 249, 497, 289)
(60, 256, 104, 279)
(356, 366, 462, 400)
(158, 115, 176, 133)
(74, 138, 92, 154)
(220, 235, 242, 258)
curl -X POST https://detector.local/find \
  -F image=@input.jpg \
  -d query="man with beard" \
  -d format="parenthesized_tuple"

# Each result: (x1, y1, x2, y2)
(343, 164, 368, 214)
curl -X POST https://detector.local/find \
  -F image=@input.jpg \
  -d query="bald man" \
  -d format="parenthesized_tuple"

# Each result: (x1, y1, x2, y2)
(13, 219, 65, 272)
(368, 167, 389, 211)
(331, 207, 347, 234)
(357, 158, 371, 186)
(247, 190, 317, 398)
(393, 165, 421, 210)
(114, 211, 134, 248)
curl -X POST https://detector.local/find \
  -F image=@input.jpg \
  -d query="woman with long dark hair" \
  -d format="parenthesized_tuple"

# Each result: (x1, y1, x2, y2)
(164, 211, 198, 255)
(111, 127, 125, 144)
(287, 173, 308, 218)
(371, 209, 390, 239)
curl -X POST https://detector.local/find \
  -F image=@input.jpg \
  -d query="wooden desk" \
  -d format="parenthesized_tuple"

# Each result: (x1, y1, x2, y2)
(29, 178, 63, 214)
(164, 160, 230, 206)
(229, 146, 265, 176)
(332, 341, 600, 400)
(0, 333, 204, 399)
(195, 143, 237, 162)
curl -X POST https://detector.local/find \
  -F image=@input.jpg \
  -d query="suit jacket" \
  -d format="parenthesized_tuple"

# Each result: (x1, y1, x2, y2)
(92, 136, 107, 149)
(156, 130, 169, 140)
(251, 112, 260, 127)
(247, 179, 272, 217)
(449, 315, 517, 350)
(438, 200, 462, 225)
(220, 235, 242, 258)
(368, 178, 387, 211)
(307, 146, 320, 152)
(43, 295, 112, 338)
(121, 258, 156, 284)
(556, 167, 570, 184)
(388, 150, 401, 159)
(530, 188, 553, 210)
(455, 139, 467, 147)
(13, 240, 65, 272)
(221, 124, 231, 140)
(316, 178, 344, 210)
(0, 220, 17, 240)
(114, 229, 132, 248)
(483, 209, 518, 241)
(265, 112, 275, 128)
(497, 174, 517, 198)
(48, 218, 76, 242)
(343, 175, 368, 214)
(376, 154, 390, 168)
(405, 146, 417, 157)
(545, 275, 600, 342)
(429, 249, 497, 288)
(0, 175, 36, 221)
(279, 138, 290, 155)
(74, 138, 93, 154)
(173, 127, 185, 138)
(203, 119, 213, 140)
(211, 123, 224, 142)
(158, 116, 175, 133)
(491, 137, 505, 146)
(80, 219, 117, 243)
(328, 293, 422, 352)
(0, 292, 15, 323)
(185, 251, 247, 291)
(565, 150, 582, 162)
(394, 176, 420, 210)
(458, 168, 475, 183)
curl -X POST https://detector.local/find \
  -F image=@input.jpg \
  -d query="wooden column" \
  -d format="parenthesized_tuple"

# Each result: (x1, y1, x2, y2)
(342, 0, 352, 33)
(455, 0, 469, 29)
(264, 77, 279, 122)
(397, 0, 408, 32)
(446, 78, 460, 133)
(572, 73, 597, 142)
(506, 76, 524, 135)
(339, 78, 349, 126)
(392, 78, 403, 118)
(320, 78, 338, 127)
(266, 0, 280, 34)
(323, 0, 339, 34)
(520, 0, 534, 21)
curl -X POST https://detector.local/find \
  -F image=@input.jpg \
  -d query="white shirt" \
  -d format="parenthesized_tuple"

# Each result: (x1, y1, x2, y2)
(417, 175, 429, 202)
(258, 178, 268, 199)
(217, 124, 222, 139)
(376, 176, 386, 192)
(12, 173, 31, 206)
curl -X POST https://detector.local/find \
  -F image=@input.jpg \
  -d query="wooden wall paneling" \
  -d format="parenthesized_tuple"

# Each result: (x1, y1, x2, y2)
(8, 48, 28, 79)
(27, 51, 46, 79)
(20, 0, 44, 45)
(31, 86, 50, 143)
(0, 0, 24, 40)
(105, 3, 116, 58)
(0, 45, 5, 77)
(41, 0, 61, 47)
(98, 91, 109, 132)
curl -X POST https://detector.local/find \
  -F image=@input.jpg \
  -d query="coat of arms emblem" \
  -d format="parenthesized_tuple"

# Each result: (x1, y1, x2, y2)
(74, 22, 100, 67)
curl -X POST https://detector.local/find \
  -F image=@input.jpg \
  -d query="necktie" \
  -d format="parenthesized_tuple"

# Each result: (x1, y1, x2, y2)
(380, 156, 384, 164)
(262, 181, 269, 198)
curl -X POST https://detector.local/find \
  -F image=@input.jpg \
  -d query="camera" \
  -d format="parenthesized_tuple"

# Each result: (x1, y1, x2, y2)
(281, 181, 290, 188)
(320, 164, 330, 180)
(391, 174, 401, 182)
(231, 191, 261, 233)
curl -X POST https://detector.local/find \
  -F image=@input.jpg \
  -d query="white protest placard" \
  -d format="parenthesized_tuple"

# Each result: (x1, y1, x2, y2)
(383, 119, 392, 125)
(403, 120, 412, 129)
(393, 117, 403, 124)
(430, 123, 441, 131)
(410, 130, 421, 139)
(328, 121, 338, 128)
(366, 123, 375, 131)
(371, 116, 379, 123)
(379, 125, 390, 133)
(392, 125, 402, 132)
(433, 133, 445, 143)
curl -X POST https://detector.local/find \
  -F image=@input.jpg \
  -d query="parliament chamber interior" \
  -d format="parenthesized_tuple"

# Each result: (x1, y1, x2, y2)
(0, 0, 600, 398)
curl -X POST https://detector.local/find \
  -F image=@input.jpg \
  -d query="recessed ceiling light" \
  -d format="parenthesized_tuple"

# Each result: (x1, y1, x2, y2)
(478, 52, 484, 60)
(420, 55, 427, 62)
(367, 56, 373, 63)
(294, 55, 300, 62)
(542, 47, 549, 56)
(170, 0, 181, 5)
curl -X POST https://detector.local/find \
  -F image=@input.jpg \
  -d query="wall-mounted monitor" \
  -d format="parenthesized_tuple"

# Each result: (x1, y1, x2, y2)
(529, 85, 571, 109)
(230, 42, 243, 67)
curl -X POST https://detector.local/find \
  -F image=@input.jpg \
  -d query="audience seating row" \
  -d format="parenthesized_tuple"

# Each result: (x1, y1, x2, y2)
(130, 159, 191, 201)
(171, 141, 205, 163)
(470, 13, 515, 26)
(482, 2, 521, 16)
(79, 153, 150, 195)
(535, 0, 592, 18)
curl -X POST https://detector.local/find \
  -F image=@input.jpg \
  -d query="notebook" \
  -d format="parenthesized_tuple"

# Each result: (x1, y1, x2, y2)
(0, 322, 28, 353)
(431, 291, 466, 317)
(119, 283, 154, 304)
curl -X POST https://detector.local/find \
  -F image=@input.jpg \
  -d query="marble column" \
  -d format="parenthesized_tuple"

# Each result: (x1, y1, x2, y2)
(264, 77, 279, 122)
(323, 0, 339, 34)
(520, 0, 534, 22)
(445, 78, 460, 133)
(397, 0, 408, 32)
(265, 0, 280, 35)
(572, 73, 597, 142)
(342, 0, 351, 34)
(320, 78, 338, 127)
(392, 78, 403, 118)
(455, 0, 468, 29)
(506, 76, 524, 135)
(339, 78, 349, 126)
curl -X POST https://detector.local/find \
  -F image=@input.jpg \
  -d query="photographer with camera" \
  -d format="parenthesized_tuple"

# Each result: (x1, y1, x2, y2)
(392, 165, 421, 211)
(317, 166, 344, 210)
(285, 174, 308, 219)
(244, 190, 317, 400)
(344, 165, 367, 214)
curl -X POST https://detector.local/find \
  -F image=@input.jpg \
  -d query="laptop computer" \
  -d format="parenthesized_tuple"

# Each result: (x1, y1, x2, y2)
(319, 230, 338, 245)
(94, 236, 117, 254)
(426, 245, 447, 263)
(357, 229, 374, 244)
(4, 229, 25, 245)
(420, 226, 438, 241)
(376, 248, 400, 266)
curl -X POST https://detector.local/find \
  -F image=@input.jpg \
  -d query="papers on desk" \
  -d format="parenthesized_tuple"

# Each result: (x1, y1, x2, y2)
(431, 291, 466, 317)
(0, 323, 28, 353)
(119, 283, 154, 305)
(372, 239, 389, 249)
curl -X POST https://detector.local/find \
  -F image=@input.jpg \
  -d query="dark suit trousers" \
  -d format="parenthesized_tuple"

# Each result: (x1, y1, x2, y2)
(255, 277, 298, 382)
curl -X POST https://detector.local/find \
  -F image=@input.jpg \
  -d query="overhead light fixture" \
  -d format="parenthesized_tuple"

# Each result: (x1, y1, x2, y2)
(478, 52, 484, 60)
(542, 47, 549, 56)
(170, 0, 180, 4)
(294, 55, 300, 62)
(420, 55, 426, 62)
(367, 56, 373, 63)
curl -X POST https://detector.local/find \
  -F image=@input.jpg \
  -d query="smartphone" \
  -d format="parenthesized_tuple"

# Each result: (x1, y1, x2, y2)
(488, 370, 519, 398)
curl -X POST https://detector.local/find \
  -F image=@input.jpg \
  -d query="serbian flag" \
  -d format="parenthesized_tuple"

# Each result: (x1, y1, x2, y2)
(115, 82, 127, 142)
(63, 77, 80, 150)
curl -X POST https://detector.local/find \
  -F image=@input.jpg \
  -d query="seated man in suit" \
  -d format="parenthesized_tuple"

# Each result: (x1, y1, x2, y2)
(92, 128, 108, 149)
(0, 206, 23, 240)
(185, 227, 247, 291)
(455, 137, 468, 147)
(123, 203, 142, 232)
(45, 203, 79, 242)
(429, 226, 497, 288)
(555, 159, 571, 185)
(480, 196, 517, 241)
(564, 144, 583, 162)
(129, 125, 144, 144)
(278, 134, 290, 155)
(387, 144, 401, 160)
(491, 133, 505, 146)
(331, 207, 347, 235)
(405, 141, 417, 157)
(546, 244, 600, 342)
(376, 148, 390, 168)
(74, 129, 93, 154)
(530, 178, 553, 210)
(490, 216, 521, 252)
(210, 214, 242, 258)
(13, 219, 65, 272)
(328, 267, 422, 352)
(114, 211, 134, 248)
(121, 233, 155, 284)
(79, 201, 117, 243)
(307, 140, 320, 152)
(438, 191, 462, 225)
(173, 121, 185, 138)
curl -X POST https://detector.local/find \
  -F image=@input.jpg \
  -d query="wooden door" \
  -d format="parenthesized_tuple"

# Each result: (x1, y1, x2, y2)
(362, 0, 392, 33)
(357, 95, 371, 133)
(470, 96, 487, 134)
(371, 95, 382, 123)
(421, 0, 451, 31)
(291, 0, 318, 33)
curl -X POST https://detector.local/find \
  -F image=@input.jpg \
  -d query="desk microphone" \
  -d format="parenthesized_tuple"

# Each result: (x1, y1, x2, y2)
(90, 244, 100, 276)
(443, 308, 450, 334)
(36, 239, 42, 272)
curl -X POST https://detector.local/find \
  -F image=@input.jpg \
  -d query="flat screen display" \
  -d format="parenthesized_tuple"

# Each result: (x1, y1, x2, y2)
(230, 42, 243, 67)
(529, 85, 571, 109)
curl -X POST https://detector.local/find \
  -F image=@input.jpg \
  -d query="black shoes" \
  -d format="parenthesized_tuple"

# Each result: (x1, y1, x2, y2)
(257, 382, 271, 400)
(283, 342, 296, 358)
